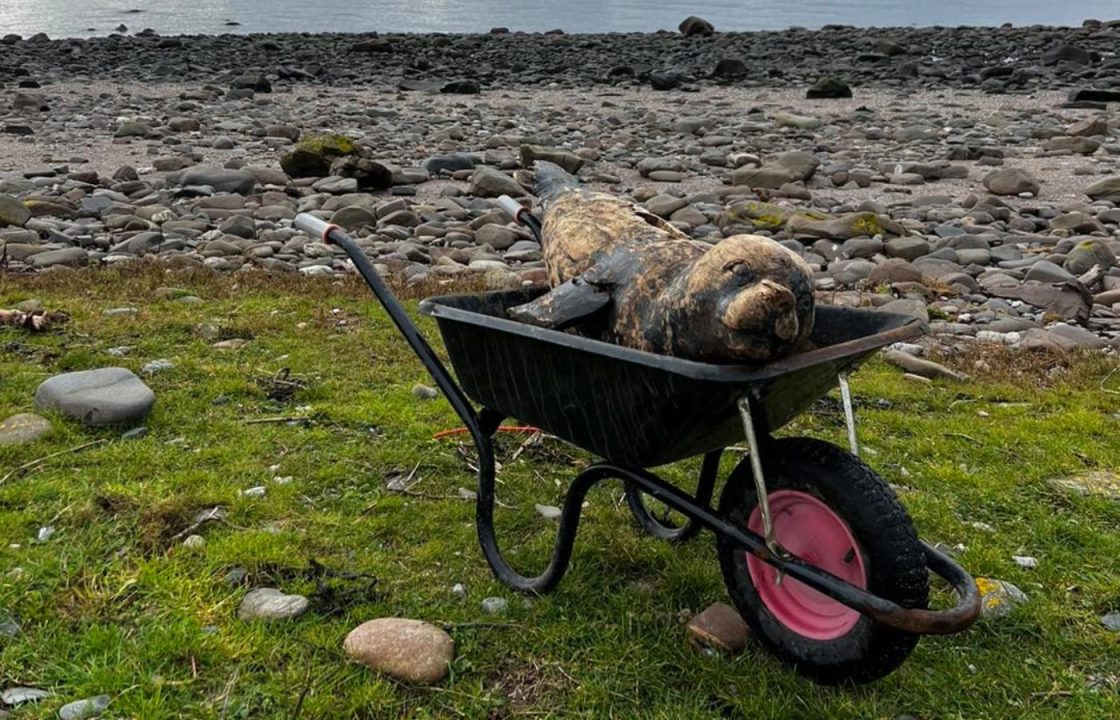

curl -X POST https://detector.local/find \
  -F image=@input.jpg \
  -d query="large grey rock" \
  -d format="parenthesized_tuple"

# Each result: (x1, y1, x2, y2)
(469, 168, 525, 198)
(475, 225, 519, 250)
(58, 695, 111, 720)
(28, 248, 88, 268)
(1085, 177, 1120, 203)
(1046, 323, 1108, 349)
(0, 193, 31, 227)
(1043, 137, 1099, 155)
(422, 154, 476, 175)
(520, 145, 583, 174)
(329, 206, 378, 230)
(679, 16, 714, 36)
(868, 259, 923, 284)
(731, 164, 797, 189)
(176, 166, 256, 194)
(983, 167, 1040, 196)
(885, 237, 931, 260)
(787, 212, 902, 240)
(1064, 239, 1117, 274)
(775, 151, 819, 181)
(878, 299, 930, 324)
(0, 413, 52, 445)
(34, 368, 155, 426)
(343, 618, 454, 685)
(237, 588, 309, 621)
(1024, 260, 1075, 283)
(882, 350, 968, 381)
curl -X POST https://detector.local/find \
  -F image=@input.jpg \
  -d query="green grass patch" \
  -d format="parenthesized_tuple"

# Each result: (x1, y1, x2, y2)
(2, 267, 1119, 718)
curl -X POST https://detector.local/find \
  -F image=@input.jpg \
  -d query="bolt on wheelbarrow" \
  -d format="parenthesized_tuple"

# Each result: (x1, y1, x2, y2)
(293, 208, 981, 685)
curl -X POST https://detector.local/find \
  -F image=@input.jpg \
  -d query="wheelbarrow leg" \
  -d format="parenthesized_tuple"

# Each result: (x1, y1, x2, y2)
(624, 450, 720, 543)
(474, 408, 617, 593)
(837, 371, 860, 457)
(737, 396, 789, 558)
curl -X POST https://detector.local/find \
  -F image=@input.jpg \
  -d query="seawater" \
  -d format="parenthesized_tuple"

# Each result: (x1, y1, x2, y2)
(1, 0, 1116, 38)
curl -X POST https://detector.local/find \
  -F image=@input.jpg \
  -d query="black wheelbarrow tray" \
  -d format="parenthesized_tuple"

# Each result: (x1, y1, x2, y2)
(295, 213, 981, 685)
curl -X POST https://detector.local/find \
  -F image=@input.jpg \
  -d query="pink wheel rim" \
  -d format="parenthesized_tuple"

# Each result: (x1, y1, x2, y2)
(746, 490, 867, 640)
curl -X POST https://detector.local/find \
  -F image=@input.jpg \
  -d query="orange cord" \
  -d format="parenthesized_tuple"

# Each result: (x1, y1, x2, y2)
(433, 425, 541, 440)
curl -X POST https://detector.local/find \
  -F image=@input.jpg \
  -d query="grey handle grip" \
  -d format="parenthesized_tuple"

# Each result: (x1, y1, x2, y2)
(496, 195, 526, 220)
(294, 213, 332, 241)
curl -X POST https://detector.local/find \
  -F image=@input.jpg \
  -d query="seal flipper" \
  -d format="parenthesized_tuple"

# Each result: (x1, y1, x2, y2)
(507, 277, 610, 330)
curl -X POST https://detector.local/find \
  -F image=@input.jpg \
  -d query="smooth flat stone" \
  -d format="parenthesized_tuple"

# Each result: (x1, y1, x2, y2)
(34, 368, 155, 426)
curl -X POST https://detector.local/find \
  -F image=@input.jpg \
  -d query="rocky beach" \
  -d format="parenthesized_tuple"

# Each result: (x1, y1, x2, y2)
(3, 20, 1120, 355)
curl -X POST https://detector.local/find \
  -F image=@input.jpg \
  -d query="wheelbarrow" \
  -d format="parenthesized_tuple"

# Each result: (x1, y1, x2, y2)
(293, 207, 981, 685)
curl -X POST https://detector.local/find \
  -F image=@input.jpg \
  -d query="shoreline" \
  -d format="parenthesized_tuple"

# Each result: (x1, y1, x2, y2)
(2, 23, 1119, 92)
(15, 20, 1120, 40)
(2, 21, 1119, 355)
(1, 80, 1118, 355)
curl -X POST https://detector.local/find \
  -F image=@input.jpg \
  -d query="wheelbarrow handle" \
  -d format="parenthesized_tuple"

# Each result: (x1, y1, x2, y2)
(293, 213, 483, 441)
(497, 195, 543, 242)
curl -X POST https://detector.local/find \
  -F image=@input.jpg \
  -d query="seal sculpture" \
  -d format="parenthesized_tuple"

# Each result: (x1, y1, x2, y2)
(507, 162, 815, 364)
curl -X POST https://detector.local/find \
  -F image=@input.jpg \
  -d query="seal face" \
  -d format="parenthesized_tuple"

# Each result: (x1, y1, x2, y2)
(508, 162, 815, 364)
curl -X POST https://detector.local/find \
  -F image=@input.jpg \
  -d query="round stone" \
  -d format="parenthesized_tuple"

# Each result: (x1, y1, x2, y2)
(0, 413, 52, 445)
(343, 618, 454, 685)
(34, 368, 155, 426)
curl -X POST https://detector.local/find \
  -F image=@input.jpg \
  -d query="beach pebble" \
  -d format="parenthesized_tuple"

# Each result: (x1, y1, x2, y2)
(480, 596, 509, 615)
(58, 695, 111, 720)
(0, 413, 52, 445)
(1, 687, 52, 706)
(534, 504, 562, 520)
(237, 588, 309, 621)
(686, 602, 749, 654)
(343, 618, 454, 685)
(976, 577, 1028, 619)
(412, 384, 438, 400)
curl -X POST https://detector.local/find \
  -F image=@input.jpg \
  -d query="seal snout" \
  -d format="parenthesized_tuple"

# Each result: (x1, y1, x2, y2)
(721, 279, 800, 341)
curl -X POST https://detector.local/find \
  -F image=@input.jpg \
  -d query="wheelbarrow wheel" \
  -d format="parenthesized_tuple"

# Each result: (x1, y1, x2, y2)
(716, 437, 929, 685)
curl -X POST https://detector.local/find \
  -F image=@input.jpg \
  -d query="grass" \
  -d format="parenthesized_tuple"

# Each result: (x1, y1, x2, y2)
(2, 266, 1119, 719)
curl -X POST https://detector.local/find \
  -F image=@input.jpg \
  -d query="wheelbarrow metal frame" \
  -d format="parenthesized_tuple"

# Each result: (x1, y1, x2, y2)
(293, 213, 981, 638)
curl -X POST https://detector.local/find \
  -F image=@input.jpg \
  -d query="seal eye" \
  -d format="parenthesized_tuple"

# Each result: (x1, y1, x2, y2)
(725, 261, 755, 284)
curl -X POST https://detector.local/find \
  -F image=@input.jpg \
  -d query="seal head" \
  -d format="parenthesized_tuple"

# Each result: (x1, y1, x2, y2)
(667, 234, 815, 361)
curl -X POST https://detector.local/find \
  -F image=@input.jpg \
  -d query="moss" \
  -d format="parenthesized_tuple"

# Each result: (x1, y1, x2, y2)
(728, 201, 826, 230)
(848, 212, 884, 237)
(295, 132, 358, 158)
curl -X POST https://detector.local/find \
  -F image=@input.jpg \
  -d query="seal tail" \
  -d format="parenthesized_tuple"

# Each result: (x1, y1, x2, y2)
(534, 161, 580, 205)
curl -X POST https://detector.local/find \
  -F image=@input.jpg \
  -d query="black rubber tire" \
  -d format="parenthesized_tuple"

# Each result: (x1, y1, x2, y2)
(716, 437, 929, 685)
